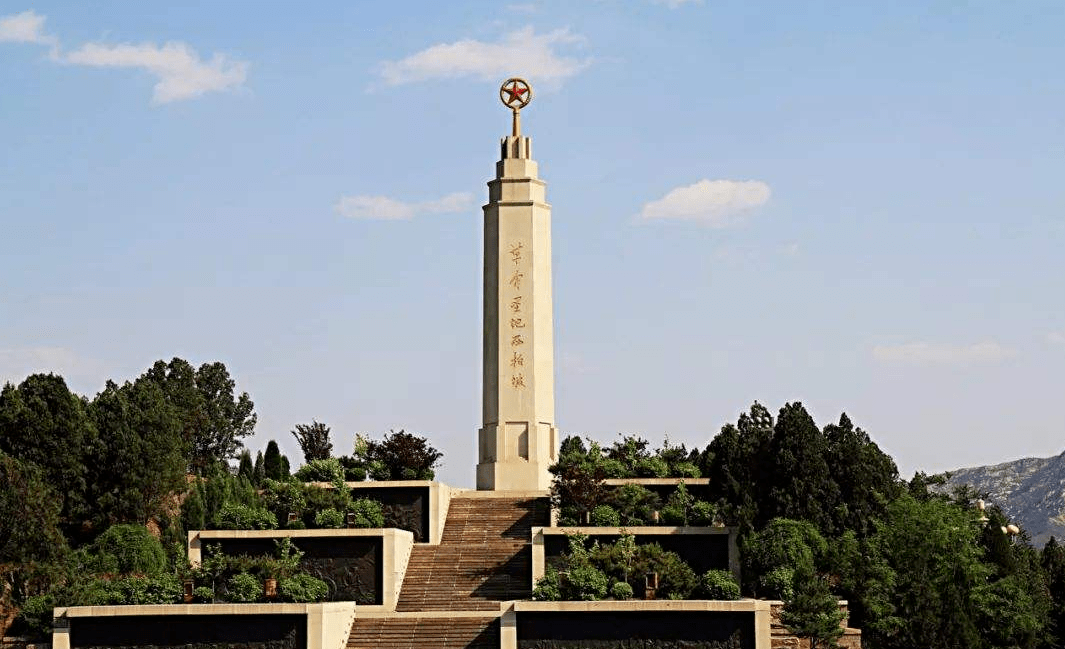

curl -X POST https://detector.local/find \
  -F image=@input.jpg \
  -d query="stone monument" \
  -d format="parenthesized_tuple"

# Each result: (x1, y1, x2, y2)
(477, 78, 559, 491)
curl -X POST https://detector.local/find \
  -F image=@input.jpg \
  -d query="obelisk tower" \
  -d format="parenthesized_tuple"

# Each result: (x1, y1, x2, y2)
(477, 78, 558, 491)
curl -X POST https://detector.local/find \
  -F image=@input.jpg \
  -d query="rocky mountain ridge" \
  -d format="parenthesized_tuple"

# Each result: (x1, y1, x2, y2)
(941, 450, 1065, 547)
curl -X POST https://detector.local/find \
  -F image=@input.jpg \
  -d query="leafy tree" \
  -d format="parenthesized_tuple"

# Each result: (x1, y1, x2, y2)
(1041, 537, 1065, 647)
(87, 377, 185, 526)
(0, 451, 66, 564)
(549, 441, 608, 524)
(291, 420, 333, 463)
(0, 374, 95, 523)
(365, 430, 442, 480)
(143, 358, 256, 473)
(263, 440, 284, 481)
(702, 402, 775, 535)
(866, 495, 987, 649)
(743, 518, 827, 598)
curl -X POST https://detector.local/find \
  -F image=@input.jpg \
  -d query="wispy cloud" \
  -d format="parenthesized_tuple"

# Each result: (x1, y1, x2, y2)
(1, 10, 247, 104)
(1048, 330, 1065, 346)
(0, 10, 55, 45)
(378, 26, 589, 87)
(335, 192, 476, 221)
(639, 179, 771, 225)
(872, 341, 1015, 366)
(65, 41, 248, 104)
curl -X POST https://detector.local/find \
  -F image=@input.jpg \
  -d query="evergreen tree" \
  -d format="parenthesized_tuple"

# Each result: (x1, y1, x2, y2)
(1041, 537, 1065, 647)
(263, 440, 284, 480)
(0, 451, 66, 564)
(237, 449, 254, 481)
(823, 413, 900, 537)
(180, 481, 206, 532)
(253, 450, 265, 485)
(763, 402, 840, 534)
(781, 563, 845, 649)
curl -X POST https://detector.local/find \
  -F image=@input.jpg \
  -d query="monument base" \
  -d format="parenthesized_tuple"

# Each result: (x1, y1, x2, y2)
(476, 423, 556, 491)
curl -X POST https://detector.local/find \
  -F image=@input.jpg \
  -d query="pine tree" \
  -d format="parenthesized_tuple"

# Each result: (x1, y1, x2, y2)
(263, 440, 284, 480)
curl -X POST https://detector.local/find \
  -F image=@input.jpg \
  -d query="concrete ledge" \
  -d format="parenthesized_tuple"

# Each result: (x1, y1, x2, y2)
(188, 528, 414, 610)
(532, 526, 740, 588)
(450, 489, 550, 499)
(53, 602, 356, 649)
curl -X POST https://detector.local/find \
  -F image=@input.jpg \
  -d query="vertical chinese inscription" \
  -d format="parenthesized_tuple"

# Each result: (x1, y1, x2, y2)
(508, 241, 526, 390)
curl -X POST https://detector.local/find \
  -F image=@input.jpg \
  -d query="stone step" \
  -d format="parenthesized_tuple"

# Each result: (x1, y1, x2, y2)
(348, 616, 499, 649)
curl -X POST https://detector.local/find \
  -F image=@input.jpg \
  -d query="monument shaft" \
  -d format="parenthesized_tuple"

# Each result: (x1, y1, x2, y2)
(477, 134, 558, 491)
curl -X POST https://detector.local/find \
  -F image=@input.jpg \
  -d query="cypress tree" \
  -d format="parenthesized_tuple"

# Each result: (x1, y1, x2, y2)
(263, 440, 283, 480)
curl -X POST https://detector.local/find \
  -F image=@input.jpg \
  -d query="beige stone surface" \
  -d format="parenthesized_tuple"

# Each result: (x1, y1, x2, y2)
(478, 133, 558, 491)
(53, 603, 356, 649)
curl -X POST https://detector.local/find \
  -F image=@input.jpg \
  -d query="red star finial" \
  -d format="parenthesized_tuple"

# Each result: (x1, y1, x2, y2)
(503, 81, 527, 106)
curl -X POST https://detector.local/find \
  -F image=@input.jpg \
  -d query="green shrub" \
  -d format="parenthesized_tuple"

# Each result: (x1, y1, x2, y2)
(590, 504, 620, 526)
(261, 478, 307, 523)
(193, 586, 215, 602)
(295, 458, 344, 483)
(634, 456, 669, 478)
(661, 482, 695, 526)
(314, 507, 345, 529)
(15, 593, 56, 638)
(279, 573, 328, 602)
(634, 543, 698, 600)
(89, 524, 167, 575)
(563, 564, 609, 601)
(691, 500, 716, 526)
(609, 484, 661, 526)
(610, 581, 634, 600)
(285, 518, 307, 530)
(600, 458, 628, 478)
(672, 461, 701, 478)
(348, 497, 384, 528)
(215, 503, 277, 530)
(226, 572, 262, 602)
(532, 569, 562, 601)
(699, 570, 740, 600)
(760, 566, 796, 600)
(108, 574, 182, 604)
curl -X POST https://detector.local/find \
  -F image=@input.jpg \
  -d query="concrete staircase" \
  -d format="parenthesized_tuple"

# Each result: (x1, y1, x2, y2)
(396, 495, 550, 611)
(347, 616, 500, 649)
(347, 493, 549, 648)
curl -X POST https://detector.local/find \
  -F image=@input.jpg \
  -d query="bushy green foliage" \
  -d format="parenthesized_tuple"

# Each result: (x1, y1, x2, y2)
(743, 518, 826, 596)
(360, 429, 442, 480)
(565, 564, 609, 600)
(349, 497, 385, 528)
(314, 507, 345, 528)
(590, 504, 620, 526)
(295, 457, 345, 482)
(279, 573, 328, 602)
(181, 482, 207, 531)
(699, 570, 741, 600)
(532, 568, 562, 601)
(214, 502, 277, 530)
(291, 420, 333, 463)
(226, 572, 262, 602)
(634, 456, 669, 478)
(89, 524, 167, 575)
(0, 451, 66, 564)
(761, 566, 796, 600)
(781, 563, 845, 649)
(610, 580, 634, 600)
(608, 484, 661, 526)
(261, 478, 307, 522)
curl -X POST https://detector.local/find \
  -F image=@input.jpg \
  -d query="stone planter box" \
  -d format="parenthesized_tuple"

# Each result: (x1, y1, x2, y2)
(188, 529, 413, 608)
(503, 600, 771, 649)
(304, 480, 452, 544)
(52, 603, 355, 649)
(531, 526, 739, 589)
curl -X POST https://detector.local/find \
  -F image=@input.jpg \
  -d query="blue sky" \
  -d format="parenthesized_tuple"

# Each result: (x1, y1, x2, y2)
(1, 1, 1062, 487)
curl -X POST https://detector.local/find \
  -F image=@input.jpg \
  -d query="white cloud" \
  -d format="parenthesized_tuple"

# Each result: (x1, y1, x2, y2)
(379, 26, 589, 86)
(1049, 331, 1065, 346)
(639, 179, 771, 225)
(335, 191, 476, 221)
(65, 41, 248, 103)
(872, 341, 1015, 366)
(0, 10, 54, 45)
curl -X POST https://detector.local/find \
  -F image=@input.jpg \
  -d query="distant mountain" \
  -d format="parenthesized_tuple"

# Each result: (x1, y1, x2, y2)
(939, 451, 1065, 547)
